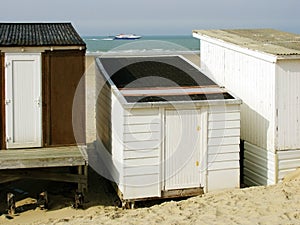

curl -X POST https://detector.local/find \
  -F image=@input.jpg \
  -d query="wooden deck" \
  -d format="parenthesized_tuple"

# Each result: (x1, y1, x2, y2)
(0, 146, 88, 192)
(0, 146, 87, 170)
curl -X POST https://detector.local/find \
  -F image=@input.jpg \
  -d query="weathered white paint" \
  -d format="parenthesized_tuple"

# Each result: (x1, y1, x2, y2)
(276, 60, 300, 150)
(243, 142, 276, 186)
(123, 108, 161, 199)
(111, 92, 125, 192)
(195, 34, 300, 186)
(244, 143, 300, 184)
(94, 56, 241, 201)
(277, 149, 300, 181)
(5, 53, 42, 149)
(206, 105, 240, 191)
(200, 39, 276, 152)
(164, 109, 202, 190)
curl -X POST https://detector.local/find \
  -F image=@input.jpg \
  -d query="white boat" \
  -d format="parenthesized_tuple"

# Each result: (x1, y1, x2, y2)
(114, 34, 142, 40)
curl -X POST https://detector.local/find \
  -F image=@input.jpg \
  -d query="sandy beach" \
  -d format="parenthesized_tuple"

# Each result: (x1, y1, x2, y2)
(0, 54, 300, 225)
(1, 167, 300, 225)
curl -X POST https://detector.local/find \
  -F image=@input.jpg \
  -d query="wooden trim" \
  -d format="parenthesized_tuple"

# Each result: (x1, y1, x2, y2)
(0, 170, 87, 184)
(0, 46, 86, 53)
(119, 85, 227, 97)
(119, 85, 219, 91)
(42, 52, 51, 146)
(112, 180, 203, 203)
(121, 90, 228, 97)
(192, 32, 278, 63)
(0, 52, 6, 149)
(161, 188, 204, 199)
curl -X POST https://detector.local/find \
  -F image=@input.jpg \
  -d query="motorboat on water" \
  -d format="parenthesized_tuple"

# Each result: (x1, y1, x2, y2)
(114, 34, 142, 40)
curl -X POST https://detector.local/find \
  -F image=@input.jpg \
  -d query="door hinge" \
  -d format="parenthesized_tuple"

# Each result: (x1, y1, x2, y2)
(5, 62, 10, 68)
(5, 99, 11, 105)
(6, 136, 11, 143)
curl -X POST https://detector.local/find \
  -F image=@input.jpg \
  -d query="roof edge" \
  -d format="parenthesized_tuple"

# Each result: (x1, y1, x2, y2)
(193, 31, 278, 63)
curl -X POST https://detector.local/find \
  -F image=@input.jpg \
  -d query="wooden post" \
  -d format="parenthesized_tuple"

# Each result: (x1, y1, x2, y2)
(78, 165, 88, 193)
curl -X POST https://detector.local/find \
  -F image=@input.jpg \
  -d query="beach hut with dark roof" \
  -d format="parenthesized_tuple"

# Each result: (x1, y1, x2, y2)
(93, 55, 241, 207)
(0, 22, 87, 191)
(193, 28, 300, 187)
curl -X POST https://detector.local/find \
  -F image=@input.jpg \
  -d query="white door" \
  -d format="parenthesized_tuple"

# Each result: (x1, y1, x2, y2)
(165, 109, 202, 190)
(5, 54, 42, 149)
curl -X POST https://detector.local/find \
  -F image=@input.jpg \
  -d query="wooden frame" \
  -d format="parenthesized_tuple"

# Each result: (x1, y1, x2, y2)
(0, 52, 5, 149)
(42, 50, 86, 147)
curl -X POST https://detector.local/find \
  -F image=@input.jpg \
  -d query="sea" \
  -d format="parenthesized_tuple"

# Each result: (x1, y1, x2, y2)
(83, 35, 199, 54)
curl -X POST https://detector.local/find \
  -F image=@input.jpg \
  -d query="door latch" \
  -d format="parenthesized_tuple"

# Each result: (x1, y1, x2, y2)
(6, 136, 11, 143)
(35, 97, 41, 107)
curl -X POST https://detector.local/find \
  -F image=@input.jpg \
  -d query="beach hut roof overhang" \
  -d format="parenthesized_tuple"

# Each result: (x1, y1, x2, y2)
(0, 22, 86, 52)
(97, 56, 241, 108)
(193, 29, 300, 62)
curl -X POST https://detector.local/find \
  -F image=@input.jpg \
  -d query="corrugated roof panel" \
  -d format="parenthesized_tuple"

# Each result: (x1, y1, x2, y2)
(0, 23, 86, 47)
(193, 29, 300, 56)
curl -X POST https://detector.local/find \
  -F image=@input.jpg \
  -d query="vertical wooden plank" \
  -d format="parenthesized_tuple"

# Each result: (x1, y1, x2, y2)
(0, 52, 5, 149)
(42, 52, 51, 146)
(200, 109, 208, 192)
(47, 50, 86, 146)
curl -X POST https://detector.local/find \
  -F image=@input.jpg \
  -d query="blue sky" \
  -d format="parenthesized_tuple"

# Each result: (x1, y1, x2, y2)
(0, 0, 299, 35)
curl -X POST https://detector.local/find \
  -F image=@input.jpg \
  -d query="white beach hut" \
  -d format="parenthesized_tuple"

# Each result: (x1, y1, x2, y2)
(193, 29, 300, 186)
(92, 55, 241, 206)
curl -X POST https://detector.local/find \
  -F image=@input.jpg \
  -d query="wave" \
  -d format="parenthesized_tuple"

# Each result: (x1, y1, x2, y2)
(101, 38, 114, 41)
(86, 49, 200, 56)
(84, 38, 100, 41)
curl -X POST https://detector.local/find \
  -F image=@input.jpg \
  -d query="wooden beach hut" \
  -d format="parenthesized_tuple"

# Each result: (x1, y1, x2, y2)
(193, 28, 300, 186)
(94, 55, 241, 206)
(0, 23, 87, 191)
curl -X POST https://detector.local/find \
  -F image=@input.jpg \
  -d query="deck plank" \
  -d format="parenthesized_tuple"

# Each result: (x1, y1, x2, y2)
(0, 146, 87, 169)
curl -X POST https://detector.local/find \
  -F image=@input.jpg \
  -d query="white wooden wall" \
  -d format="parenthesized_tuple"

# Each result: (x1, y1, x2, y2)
(111, 93, 125, 192)
(122, 108, 161, 200)
(199, 38, 300, 186)
(95, 57, 241, 200)
(276, 60, 300, 150)
(201, 40, 276, 152)
(95, 65, 125, 192)
(207, 104, 240, 191)
(277, 150, 300, 181)
(243, 142, 276, 186)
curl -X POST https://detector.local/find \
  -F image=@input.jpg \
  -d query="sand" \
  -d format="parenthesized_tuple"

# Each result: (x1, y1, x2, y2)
(1, 54, 300, 225)
(1, 168, 300, 225)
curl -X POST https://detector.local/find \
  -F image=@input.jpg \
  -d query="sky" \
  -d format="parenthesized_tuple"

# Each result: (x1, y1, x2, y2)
(0, 0, 299, 36)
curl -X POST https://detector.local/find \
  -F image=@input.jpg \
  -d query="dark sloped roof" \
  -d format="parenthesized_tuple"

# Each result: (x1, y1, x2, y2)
(100, 56, 216, 88)
(0, 23, 86, 47)
(99, 56, 234, 103)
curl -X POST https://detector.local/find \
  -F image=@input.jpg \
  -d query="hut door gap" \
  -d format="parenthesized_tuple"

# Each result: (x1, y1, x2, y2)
(164, 109, 202, 190)
(5, 53, 42, 149)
